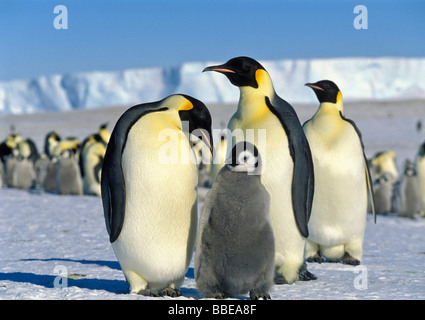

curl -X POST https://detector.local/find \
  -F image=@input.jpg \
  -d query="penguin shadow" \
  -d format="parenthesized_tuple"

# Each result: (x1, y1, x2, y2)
(19, 257, 121, 270)
(0, 271, 128, 294)
(5, 258, 129, 294)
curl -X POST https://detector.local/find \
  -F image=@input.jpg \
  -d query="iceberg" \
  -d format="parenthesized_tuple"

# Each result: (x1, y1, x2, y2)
(0, 57, 424, 115)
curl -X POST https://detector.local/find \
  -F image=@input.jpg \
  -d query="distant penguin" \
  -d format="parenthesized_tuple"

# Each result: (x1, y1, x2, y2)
(203, 57, 315, 284)
(82, 140, 106, 196)
(415, 142, 425, 217)
(373, 172, 395, 214)
(371, 150, 399, 181)
(101, 94, 213, 296)
(55, 150, 83, 195)
(5, 149, 18, 187)
(54, 137, 80, 158)
(394, 159, 420, 219)
(34, 154, 50, 190)
(303, 80, 375, 265)
(79, 123, 110, 178)
(195, 142, 274, 300)
(12, 157, 35, 190)
(44, 131, 61, 160)
(43, 158, 58, 193)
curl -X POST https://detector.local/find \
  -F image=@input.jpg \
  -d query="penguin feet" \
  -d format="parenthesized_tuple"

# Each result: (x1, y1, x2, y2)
(137, 287, 182, 297)
(297, 262, 317, 281)
(249, 291, 271, 300)
(211, 292, 227, 299)
(341, 252, 361, 266)
(158, 287, 182, 297)
(306, 252, 325, 264)
(273, 273, 289, 285)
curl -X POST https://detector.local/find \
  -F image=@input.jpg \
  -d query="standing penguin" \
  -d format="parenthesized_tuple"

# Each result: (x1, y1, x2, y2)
(55, 150, 83, 195)
(373, 172, 395, 215)
(195, 141, 274, 300)
(44, 131, 61, 160)
(101, 94, 212, 296)
(82, 141, 107, 196)
(303, 80, 375, 265)
(203, 57, 315, 284)
(394, 159, 420, 219)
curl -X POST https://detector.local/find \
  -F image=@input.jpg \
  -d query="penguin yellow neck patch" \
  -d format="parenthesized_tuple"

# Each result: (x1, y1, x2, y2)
(255, 69, 266, 87)
(179, 100, 193, 111)
(336, 91, 342, 104)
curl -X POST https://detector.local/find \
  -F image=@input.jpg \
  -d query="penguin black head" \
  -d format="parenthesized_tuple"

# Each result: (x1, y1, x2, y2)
(226, 141, 262, 175)
(203, 56, 265, 88)
(178, 95, 214, 154)
(305, 80, 341, 104)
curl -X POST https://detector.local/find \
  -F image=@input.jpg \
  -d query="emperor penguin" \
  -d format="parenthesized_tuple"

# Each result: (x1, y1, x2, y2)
(415, 142, 425, 217)
(195, 141, 274, 300)
(203, 57, 315, 284)
(55, 150, 83, 195)
(370, 150, 399, 181)
(101, 94, 213, 296)
(44, 131, 61, 160)
(303, 80, 375, 265)
(81, 140, 107, 196)
(373, 172, 395, 215)
(393, 159, 420, 219)
(12, 141, 36, 190)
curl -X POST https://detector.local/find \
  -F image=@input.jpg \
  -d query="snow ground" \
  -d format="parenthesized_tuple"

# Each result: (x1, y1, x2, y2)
(1, 100, 425, 300)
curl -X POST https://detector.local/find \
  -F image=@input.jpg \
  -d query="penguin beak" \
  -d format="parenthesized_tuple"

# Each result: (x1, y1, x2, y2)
(202, 64, 236, 74)
(305, 83, 325, 92)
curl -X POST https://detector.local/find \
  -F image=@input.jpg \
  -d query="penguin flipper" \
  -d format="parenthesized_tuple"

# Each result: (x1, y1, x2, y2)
(340, 112, 376, 223)
(265, 97, 314, 238)
(101, 102, 168, 243)
(101, 133, 127, 243)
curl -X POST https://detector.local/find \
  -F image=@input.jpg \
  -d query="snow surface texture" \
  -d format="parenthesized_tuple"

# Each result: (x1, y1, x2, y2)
(1, 99, 425, 300)
(1, 57, 425, 114)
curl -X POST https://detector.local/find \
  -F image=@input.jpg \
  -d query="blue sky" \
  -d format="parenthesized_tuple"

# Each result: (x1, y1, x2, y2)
(0, 0, 424, 81)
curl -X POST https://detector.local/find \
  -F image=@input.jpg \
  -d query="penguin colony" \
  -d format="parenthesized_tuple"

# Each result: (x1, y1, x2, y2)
(2, 56, 424, 299)
(0, 124, 110, 196)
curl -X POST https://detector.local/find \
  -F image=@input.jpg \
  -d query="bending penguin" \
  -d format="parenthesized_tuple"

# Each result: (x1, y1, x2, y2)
(101, 94, 213, 296)
(303, 80, 375, 265)
(195, 141, 274, 300)
(203, 57, 315, 284)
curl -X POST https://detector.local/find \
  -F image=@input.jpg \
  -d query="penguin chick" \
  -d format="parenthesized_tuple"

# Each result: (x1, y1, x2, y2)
(55, 150, 83, 195)
(303, 80, 375, 265)
(394, 159, 420, 219)
(12, 156, 35, 190)
(195, 141, 274, 300)
(373, 172, 395, 214)
(101, 94, 213, 297)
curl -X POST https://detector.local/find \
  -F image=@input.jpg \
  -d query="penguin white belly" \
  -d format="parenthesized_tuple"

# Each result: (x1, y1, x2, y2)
(112, 113, 198, 291)
(305, 124, 367, 247)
